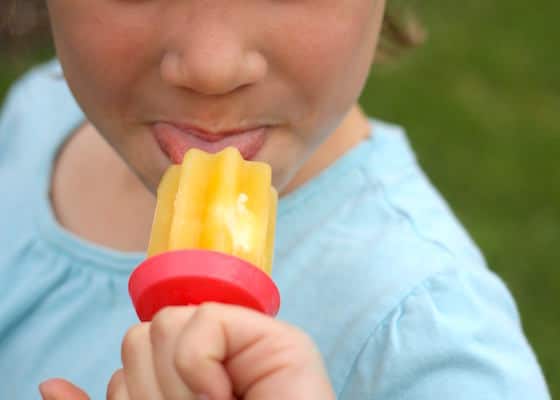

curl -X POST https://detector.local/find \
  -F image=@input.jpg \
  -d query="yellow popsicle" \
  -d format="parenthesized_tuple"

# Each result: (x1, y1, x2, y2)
(147, 147, 277, 275)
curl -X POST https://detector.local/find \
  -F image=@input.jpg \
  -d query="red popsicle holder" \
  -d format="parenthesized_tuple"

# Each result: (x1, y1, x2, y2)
(128, 249, 281, 321)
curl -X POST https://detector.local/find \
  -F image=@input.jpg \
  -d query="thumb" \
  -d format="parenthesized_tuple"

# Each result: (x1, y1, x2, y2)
(39, 378, 90, 400)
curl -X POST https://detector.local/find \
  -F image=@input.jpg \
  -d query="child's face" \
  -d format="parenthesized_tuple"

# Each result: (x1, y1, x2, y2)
(46, 0, 385, 193)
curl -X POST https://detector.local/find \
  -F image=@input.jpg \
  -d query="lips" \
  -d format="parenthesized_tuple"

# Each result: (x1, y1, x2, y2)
(152, 122, 267, 164)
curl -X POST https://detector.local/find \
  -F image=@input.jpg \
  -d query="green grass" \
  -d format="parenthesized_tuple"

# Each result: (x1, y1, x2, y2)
(1, 1, 558, 395)
(361, 1, 559, 395)
(0, 39, 56, 97)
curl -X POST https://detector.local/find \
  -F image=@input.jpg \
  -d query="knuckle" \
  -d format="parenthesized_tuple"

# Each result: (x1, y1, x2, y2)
(150, 307, 180, 342)
(121, 323, 149, 363)
(294, 329, 315, 347)
(276, 321, 310, 344)
(291, 330, 322, 364)
(173, 331, 206, 377)
(106, 369, 125, 400)
(172, 304, 221, 378)
(195, 302, 218, 320)
(173, 345, 198, 378)
(283, 323, 311, 343)
(293, 329, 319, 354)
(271, 326, 318, 362)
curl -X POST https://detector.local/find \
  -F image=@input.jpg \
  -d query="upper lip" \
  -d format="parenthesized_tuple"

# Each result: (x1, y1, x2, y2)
(160, 121, 269, 143)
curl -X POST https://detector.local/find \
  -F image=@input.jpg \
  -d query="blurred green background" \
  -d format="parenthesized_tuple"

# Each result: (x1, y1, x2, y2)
(1, 0, 558, 397)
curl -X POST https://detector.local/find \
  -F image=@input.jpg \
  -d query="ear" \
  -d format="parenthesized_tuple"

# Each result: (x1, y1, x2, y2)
(39, 378, 90, 400)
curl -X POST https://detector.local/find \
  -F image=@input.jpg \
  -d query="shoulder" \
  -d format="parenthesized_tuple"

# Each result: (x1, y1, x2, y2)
(0, 58, 80, 130)
(1, 59, 64, 110)
(313, 117, 491, 314)
(0, 59, 83, 164)
(324, 121, 551, 398)
(360, 118, 486, 267)
(279, 118, 551, 396)
(279, 117, 492, 324)
(337, 267, 551, 399)
(0, 60, 84, 240)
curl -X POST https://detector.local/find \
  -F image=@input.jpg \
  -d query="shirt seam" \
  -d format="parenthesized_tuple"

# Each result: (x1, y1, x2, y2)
(336, 267, 457, 398)
(362, 162, 457, 259)
(31, 231, 139, 276)
(278, 141, 374, 217)
(335, 165, 461, 397)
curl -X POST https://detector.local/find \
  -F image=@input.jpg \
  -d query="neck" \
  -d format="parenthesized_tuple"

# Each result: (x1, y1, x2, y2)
(281, 104, 371, 195)
(113, 103, 370, 250)
(51, 104, 370, 253)
(50, 122, 156, 253)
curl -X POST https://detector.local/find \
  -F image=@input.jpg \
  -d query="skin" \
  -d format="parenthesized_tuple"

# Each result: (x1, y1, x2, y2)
(40, 304, 337, 400)
(41, 0, 386, 398)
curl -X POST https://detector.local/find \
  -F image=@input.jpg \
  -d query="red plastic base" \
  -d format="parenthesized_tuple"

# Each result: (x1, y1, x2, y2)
(129, 249, 280, 321)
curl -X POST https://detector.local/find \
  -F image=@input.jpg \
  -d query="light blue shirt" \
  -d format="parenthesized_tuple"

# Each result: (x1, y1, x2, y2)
(0, 60, 551, 399)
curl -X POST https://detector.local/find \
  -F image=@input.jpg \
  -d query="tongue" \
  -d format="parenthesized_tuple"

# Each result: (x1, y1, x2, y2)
(153, 124, 266, 163)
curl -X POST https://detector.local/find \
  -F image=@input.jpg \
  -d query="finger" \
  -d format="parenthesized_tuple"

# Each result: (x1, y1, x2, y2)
(150, 306, 198, 400)
(39, 378, 90, 400)
(106, 370, 130, 400)
(174, 303, 334, 400)
(121, 323, 164, 400)
(174, 303, 279, 400)
(222, 311, 335, 400)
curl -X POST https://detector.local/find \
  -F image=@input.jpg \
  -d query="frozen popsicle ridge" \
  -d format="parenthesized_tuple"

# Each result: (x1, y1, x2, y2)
(147, 147, 277, 275)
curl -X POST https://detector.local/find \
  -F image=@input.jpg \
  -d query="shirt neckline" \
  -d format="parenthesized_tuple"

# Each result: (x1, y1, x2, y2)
(35, 120, 375, 272)
(32, 60, 384, 272)
(35, 111, 145, 273)
(278, 132, 376, 217)
(35, 117, 376, 271)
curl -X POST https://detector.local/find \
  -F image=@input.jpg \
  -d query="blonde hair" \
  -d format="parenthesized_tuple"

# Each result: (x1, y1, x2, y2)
(379, 8, 426, 61)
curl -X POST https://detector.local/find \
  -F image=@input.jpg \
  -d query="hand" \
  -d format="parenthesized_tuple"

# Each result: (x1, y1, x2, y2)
(40, 303, 336, 400)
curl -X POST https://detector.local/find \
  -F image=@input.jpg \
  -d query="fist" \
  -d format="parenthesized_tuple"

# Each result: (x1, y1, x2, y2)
(40, 303, 335, 400)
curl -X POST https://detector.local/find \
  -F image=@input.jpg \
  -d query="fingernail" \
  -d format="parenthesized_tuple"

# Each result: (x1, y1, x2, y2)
(197, 395, 210, 400)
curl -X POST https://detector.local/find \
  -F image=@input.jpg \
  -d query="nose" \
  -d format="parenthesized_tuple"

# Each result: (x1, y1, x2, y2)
(160, 16, 267, 96)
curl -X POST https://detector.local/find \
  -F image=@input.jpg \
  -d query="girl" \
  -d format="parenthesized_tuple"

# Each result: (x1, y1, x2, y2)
(0, 0, 551, 399)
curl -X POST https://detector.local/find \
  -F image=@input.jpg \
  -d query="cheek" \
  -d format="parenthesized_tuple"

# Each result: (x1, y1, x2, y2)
(271, 2, 380, 119)
(49, 3, 157, 122)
